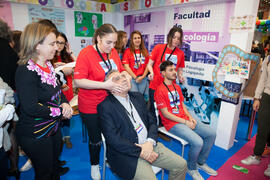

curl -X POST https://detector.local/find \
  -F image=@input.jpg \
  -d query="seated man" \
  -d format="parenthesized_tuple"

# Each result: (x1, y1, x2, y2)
(98, 70, 187, 180)
(154, 61, 217, 180)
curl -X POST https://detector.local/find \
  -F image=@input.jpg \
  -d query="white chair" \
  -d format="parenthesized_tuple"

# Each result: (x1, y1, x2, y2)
(154, 103, 188, 157)
(101, 134, 164, 180)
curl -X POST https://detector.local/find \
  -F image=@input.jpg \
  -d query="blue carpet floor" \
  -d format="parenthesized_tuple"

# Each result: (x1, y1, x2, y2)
(9, 101, 257, 180)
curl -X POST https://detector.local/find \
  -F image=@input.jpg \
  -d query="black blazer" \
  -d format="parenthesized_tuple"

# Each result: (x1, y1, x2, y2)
(98, 92, 158, 180)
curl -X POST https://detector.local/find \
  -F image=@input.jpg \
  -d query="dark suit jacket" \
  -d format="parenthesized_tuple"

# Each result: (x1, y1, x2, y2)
(98, 92, 158, 180)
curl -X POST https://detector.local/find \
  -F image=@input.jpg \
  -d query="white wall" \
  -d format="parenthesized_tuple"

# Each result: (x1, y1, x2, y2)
(9, 2, 124, 56)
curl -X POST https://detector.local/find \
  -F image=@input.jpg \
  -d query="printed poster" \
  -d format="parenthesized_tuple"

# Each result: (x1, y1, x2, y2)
(28, 5, 65, 33)
(0, 2, 14, 29)
(74, 11, 103, 37)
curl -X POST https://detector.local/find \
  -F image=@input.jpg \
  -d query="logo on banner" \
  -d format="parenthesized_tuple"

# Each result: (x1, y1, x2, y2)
(99, 59, 117, 75)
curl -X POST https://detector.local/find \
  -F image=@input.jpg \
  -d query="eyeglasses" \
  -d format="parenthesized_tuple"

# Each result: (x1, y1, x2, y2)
(56, 41, 66, 45)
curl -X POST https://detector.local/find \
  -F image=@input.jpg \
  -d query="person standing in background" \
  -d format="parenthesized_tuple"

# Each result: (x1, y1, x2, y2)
(52, 32, 76, 149)
(241, 55, 270, 177)
(122, 30, 149, 101)
(0, 18, 18, 91)
(147, 26, 185, 123)
(115, 30, 128, 60)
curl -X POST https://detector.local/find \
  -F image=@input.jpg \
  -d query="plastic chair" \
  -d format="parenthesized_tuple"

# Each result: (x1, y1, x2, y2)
(154, 103, 188, 157)
(101, 134, 164, 180)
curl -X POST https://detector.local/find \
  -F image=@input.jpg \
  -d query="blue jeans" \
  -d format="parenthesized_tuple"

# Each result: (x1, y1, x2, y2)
(130, 77, 149, 101)
(169, 120, 216, 170)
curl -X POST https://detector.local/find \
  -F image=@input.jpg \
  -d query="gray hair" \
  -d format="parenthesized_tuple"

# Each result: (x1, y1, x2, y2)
(104, 70, 119, 81)
(0, 18, 12, 42)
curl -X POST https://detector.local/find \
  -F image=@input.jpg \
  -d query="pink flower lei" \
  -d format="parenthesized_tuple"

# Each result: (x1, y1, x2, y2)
(27, 59, 57, 88)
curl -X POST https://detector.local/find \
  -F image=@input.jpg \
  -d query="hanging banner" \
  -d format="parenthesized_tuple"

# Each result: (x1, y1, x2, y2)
(28, 5, 66, 33)
(124, 11, 166, 52)
(74, 11, 103, 37)
(0, 1, 14, 29)
(8, 0, 114, 12)
(117, 0, 209, 12)
(173, 2, 235, 130)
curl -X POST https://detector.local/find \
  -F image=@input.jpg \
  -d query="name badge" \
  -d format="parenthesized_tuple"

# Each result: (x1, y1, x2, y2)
(172, 107, 179, 114)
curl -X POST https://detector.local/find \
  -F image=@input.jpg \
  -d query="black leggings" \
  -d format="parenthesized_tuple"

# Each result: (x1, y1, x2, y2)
(254, 93, 270, 156)
(16, 130, 62, 180)
(80, 112, 102, 165)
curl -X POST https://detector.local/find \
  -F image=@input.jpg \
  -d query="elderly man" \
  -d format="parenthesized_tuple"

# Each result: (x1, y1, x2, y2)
(97, 70, 187, 180)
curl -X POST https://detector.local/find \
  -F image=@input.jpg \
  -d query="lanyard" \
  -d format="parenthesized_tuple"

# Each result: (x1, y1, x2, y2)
(160, 44, 176, 62)
(96, 44, 112, 71)
(163, 82, 178, 107)
(124, 101, 137, 123)
(134, 51, 142, 68)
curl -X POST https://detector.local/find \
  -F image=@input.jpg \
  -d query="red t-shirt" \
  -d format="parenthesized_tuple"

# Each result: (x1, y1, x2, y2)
(56, 55, 74, 102)
(74, 45, 125, 114)
(149, 44, 185, 90)
(154, 82, 189, 131)
(122, 48, 149, 76)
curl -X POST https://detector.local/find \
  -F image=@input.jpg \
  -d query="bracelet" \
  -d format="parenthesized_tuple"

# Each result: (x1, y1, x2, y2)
(184, 120, 187, 125)
(135, 76, 138, 80)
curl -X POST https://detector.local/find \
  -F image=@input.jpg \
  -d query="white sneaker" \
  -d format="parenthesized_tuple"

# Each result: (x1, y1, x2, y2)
(20, 159, 32, 172)
(91, 165, 101, 180)
(187, 169, 204, 180)
(197, 163, 218, 176)
(264, 164, 270, 177)
(241, 155, 260, 165)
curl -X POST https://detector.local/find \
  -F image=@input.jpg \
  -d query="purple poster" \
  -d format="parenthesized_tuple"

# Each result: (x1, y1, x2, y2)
(124, 11, 166, 52)
(175, 2, 235, 130)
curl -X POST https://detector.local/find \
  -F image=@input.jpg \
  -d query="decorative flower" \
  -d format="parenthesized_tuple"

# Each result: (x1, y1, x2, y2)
(26, 60, 57, 88)
(49, 107, 61, 117)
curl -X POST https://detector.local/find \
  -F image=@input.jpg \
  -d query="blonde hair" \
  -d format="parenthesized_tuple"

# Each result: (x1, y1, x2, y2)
(18, 22, 57, 65)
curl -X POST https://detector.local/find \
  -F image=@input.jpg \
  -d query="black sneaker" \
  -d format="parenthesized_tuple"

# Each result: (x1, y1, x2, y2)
(58, 160, 67, 166)
(59, 166, 69, 176)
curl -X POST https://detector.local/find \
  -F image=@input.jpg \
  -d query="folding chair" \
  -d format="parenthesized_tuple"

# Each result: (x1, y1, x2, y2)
(154, 103, 188, 157)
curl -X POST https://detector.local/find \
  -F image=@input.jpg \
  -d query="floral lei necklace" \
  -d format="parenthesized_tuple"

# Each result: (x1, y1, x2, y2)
(27, 59, 57, 88)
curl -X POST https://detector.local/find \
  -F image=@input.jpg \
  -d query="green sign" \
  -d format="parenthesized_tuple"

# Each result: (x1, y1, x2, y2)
(74, 11, 103, 37)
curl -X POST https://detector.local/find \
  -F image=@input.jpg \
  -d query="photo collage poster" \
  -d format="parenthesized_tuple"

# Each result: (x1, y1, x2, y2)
(124, 1, 235, 130)
(174, 1, 235, 130)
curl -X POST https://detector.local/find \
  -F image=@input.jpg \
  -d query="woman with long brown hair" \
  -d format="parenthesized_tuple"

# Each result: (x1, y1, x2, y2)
(122, 30, 149, 99)
(52, 32, 76, 149)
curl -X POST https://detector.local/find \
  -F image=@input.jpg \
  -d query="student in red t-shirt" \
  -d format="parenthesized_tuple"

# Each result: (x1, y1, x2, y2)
(74, 24, 129, 180)
(115, 30, 128, 60)
(155, 61, 217, 180)
(52, 32, 76, 149)
(122, 30, 149, 100)
(147, 26, 185, 123)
